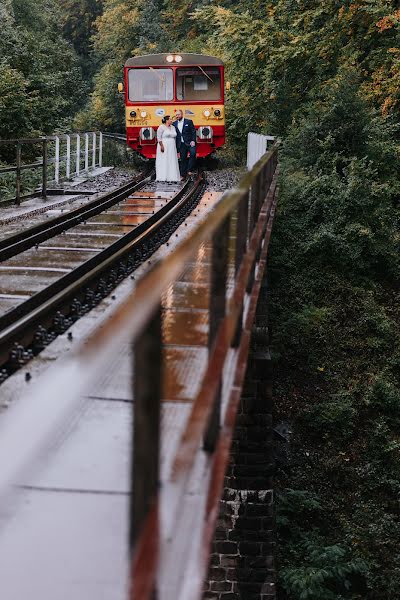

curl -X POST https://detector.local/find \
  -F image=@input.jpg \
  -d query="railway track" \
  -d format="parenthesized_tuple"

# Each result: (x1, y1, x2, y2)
(0, 172, 205, 381)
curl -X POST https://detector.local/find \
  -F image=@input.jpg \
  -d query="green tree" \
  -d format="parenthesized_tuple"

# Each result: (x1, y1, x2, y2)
(0, 0, 86, 139)
(0, 64, 32, 137)
(58, 0, 104, 80)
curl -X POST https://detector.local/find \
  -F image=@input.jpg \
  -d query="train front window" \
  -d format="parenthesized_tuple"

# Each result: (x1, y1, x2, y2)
(128, 68, 173, 102)
(176, 67, 221, 101)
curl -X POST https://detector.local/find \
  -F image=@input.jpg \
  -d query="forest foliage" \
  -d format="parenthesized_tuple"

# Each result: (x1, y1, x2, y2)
(0, 0, 399, 598)
(0, 0, 87, 139)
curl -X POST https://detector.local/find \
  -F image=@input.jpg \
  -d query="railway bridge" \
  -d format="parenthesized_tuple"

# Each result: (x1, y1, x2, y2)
(0, 140, 279, 600)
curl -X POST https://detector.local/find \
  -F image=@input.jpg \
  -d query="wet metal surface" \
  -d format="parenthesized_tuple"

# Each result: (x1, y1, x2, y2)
(160, 192, 230, 405)
(0, 395, 193, 600)
(0, 189, 245, 600)
(0, 150, 280, 600)
(0, 489, 129, 600)
(162, 308, 209, 346)
(0, 269, 64, 297)
(0, 167, 113, 233)
(63, 231, 121, 239)
(0, 185, 184, 319)
(4, 248, 96, 269)
(164, 281, 209, 310)
(163, 347, 208, 402)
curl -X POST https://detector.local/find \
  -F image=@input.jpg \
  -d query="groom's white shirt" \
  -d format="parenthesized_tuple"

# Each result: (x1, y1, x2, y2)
(177, 118, 184, 141)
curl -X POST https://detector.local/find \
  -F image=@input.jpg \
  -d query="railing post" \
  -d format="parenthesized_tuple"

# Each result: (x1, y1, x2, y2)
(76, 134, 81, 176)
(247, 172, 262, 293)
(99, 132, 103, 167)
(248, 172, 260, 240)
(258, 166, 265, 214)
(84, 133, 89, 173)
(204, 216, 230, 452)
(131, 304, 162, 554)
(66, 135, 71, 179)
(92, 132, 96, 170)
(42, 138, 48, 200)
(54, 136, 60, 185)
(15, 142, 21, 206)
(232, 191, 249, 347)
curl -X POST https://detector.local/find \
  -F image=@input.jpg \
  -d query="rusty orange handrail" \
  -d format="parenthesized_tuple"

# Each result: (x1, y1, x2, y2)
(129, 148, 279, 599)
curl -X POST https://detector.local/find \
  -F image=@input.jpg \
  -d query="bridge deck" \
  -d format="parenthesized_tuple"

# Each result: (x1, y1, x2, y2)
(0, 191, 226, 600)
(0, 146, 278, 600)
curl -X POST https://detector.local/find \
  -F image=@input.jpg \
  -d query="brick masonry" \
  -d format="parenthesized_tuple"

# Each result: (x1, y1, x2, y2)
(204, 279, 276, 600)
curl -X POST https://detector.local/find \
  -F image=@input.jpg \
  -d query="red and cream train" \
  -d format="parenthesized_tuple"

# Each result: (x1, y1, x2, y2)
(119, 53, 226, 159)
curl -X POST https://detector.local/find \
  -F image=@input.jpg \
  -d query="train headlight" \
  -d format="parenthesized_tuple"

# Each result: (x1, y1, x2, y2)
(174, 55, 183, 62)
(130, 110, 137, 118)
(166, 55, 174, 63)
(203, 109, 211, 118)
(140, 110, 147, 118)
(214, 109, 221, 117)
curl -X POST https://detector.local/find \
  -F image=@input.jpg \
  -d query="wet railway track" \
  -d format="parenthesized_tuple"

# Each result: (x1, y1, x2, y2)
(0, 172, 205, 381)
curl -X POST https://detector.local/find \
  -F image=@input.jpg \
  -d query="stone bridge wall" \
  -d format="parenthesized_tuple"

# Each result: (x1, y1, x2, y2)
(204, 277, 276, 600)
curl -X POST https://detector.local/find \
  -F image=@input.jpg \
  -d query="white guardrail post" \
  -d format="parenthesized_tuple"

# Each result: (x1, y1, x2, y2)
(76, 133, 81, 176)
(66, 134, 71, 179)
(54, 136, 60, 184)
(92, 132, 96, 169)
(84, 133, 89, 172)
(99, 132, 103, 168)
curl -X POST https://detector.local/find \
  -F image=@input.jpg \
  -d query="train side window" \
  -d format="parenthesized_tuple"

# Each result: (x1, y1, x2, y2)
(128, 68, 173, 101)
(176, 68, 221, 101)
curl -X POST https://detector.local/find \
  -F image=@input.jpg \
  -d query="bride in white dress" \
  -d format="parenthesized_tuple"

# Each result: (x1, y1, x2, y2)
(156, 116, 181, 182)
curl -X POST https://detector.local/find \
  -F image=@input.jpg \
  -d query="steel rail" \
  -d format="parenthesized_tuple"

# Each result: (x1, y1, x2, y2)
(0, 171, 151, 260)
(78, 148, 277, 359)
(0, 175, 204, 371)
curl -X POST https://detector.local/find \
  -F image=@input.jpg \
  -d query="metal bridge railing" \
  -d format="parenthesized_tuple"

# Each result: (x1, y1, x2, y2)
(0, 132, 105, 205)
(247, 132, 276, 170)
(0, 143, 279, 600)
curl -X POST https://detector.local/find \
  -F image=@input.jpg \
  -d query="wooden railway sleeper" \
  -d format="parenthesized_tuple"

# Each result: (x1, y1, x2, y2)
(0, 177, 205, 383)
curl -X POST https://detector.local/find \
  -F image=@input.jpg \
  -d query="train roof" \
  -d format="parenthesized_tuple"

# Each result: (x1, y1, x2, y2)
(125, 53, 224, 67)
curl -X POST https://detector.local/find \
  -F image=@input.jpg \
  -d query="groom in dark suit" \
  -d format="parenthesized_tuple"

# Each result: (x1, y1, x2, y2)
(173, 109, 196, 177)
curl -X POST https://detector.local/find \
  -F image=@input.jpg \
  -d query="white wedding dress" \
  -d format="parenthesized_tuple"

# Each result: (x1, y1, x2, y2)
(155, 125, 180, 182)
